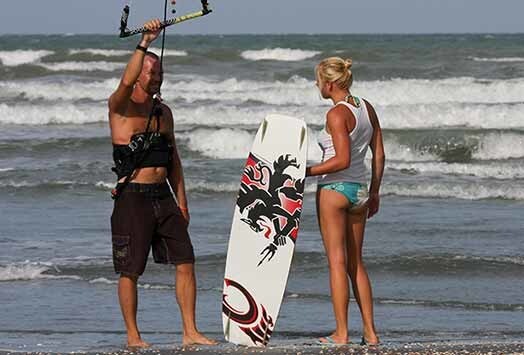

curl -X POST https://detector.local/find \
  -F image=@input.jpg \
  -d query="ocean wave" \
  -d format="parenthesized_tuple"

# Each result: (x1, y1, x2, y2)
(286, 292, 524, 311)
(0, 103, 106, 125)
(68, 48, 187, 58)
(69, 49, 131, 57)
(381, 103, 524, 129)
(241, 48, 321, 61)
(3, 253, 522, 284)
(179, 127, 524, 163)
(389, 161, 524, 180)
(181, 127, 254, 159)
(89, 277, 173, 290)
(0, 50, 54, 66)
(377, 298, 524, 312)
(470, 56, 524, 63)
(0, 78, 118, 101)
(178, 126, 323, 161)
(0, 263, 81, 282)
(382, 181, 524, 200)
(148, 48, 188, 57)
(3, 177, 524, 201)
(1, 97, 523, 130)
(69, 48, 133, 57)
(384, 138, 438, 162)
(3, 75, 524, 108)
(473, 132, 524, 160)
(0, 180, 79, 188)
(181, 180, 524, 201)
(37, 61, 126, 72)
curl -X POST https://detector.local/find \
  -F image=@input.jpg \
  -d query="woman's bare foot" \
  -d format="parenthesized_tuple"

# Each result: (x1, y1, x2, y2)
(361, 334, 380, 346)
(127, 338, 150, 349)
(318, 332, 348, 345)
(182, 332, 217, 346)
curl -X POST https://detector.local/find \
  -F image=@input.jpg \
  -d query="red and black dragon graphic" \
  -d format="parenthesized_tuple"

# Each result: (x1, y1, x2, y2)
(237, 153, 305, 266)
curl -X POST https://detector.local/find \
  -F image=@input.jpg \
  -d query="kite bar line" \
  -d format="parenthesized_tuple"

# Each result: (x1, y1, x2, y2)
(119, 0, 212, 38)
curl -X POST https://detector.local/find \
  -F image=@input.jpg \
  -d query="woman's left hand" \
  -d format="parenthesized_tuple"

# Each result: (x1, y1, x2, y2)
(367, 192, 380, 219)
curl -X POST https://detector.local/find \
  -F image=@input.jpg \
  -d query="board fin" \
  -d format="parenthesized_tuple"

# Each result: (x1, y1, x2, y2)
(260, 119, 269, 143)
(299, 126, 306, 150)
(224, 309, 231, 341)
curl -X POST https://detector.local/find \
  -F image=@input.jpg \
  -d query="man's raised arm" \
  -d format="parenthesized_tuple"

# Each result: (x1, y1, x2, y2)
(108, 19, 162, 115)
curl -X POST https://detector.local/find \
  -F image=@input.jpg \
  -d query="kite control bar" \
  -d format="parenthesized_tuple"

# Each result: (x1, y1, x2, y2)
(119, 0, 212, 38)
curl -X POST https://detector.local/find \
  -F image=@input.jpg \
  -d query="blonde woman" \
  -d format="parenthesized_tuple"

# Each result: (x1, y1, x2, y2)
(306, 57, 385, 346)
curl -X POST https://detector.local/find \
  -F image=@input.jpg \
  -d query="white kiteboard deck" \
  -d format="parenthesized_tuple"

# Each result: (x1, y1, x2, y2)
(222, 114, 308, 346)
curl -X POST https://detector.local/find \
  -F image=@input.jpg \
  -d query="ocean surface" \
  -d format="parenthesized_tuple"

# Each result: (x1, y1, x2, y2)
(0, 34, 523, 352)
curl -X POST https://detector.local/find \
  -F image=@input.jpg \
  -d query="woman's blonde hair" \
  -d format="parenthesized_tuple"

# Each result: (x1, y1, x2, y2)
(316, 57, 353, 90)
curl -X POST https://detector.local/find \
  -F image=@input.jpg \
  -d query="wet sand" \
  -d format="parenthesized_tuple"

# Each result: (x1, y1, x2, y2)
(2, 341, 524, 355)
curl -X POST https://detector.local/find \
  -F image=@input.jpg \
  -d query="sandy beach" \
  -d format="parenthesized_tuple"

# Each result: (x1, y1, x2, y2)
(2, 340, 524, 355)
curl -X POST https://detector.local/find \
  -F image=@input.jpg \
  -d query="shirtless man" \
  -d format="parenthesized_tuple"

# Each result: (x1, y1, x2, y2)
(108, 18, 215, 348)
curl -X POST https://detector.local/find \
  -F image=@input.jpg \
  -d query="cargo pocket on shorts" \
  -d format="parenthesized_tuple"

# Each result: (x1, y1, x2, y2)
(112, 235, 130, 267)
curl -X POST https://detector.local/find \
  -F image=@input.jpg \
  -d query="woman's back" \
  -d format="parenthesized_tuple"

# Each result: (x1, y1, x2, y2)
(318, 98, 374, 184)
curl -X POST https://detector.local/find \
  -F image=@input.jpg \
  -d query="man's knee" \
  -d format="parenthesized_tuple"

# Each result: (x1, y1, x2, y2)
(120, 272, 139, 283)
(176, 262, 194, 276)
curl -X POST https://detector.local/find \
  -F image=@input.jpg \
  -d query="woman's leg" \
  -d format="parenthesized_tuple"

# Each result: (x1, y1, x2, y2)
(346, 208, 379, 344)
(317, 188, 350, 343)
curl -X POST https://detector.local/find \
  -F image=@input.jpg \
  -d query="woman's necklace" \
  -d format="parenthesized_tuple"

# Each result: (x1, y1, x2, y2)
(343, 93, 360, 108)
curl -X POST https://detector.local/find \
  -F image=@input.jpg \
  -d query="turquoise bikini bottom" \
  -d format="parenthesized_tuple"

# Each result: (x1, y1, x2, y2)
(318, 181, 369, 207)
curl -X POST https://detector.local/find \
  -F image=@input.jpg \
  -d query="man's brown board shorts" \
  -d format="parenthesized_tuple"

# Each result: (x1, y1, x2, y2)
(110, 182, 195, 275)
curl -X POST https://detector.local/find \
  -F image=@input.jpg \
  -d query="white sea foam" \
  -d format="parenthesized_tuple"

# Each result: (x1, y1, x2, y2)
(1, 76, 524, 129)
(0, 103, 106, 125)
(148, 48, 188, 57)
(384, 139, 437, 162)
(95, 181, 114, 189)
(3, 75, 524, 107)
(2, 98, 523, 131)
(68, 47, 188, 58)
(390, 161, 524, 180)
(37, 61, 126, 72)
(69, 49, 131, 56)
(380, 102, 524, 129)
(3, 178, 523, 200)
(180, 127, 320, 161)
(0, 50, 54, 66)
(382, 182, 524, 200)
(181, 128, 254, 159)
(0, 78, 119, 101)
(470, 56, 524, 63)
(0, 168, 14, 172)
(454, 255, 524, 266)
(473, 133, 524, 160)
(362, 77, 524, 106)
(89, 277, 172, 290)
(89, 277, 116, 285)
(241, 48, 321, 61)
(0, 263, 81, 281)
(187, 180, 524, 200)
(0, 180, 82, 188)
(0, 263, 49, 281)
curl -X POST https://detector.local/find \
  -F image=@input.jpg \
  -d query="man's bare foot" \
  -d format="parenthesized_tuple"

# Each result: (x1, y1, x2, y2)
(127, 338, 150, 349)
(182, 332, 217, 346)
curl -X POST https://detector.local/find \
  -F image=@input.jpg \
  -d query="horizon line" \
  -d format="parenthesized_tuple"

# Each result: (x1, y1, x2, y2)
(1, 31, 523, 36)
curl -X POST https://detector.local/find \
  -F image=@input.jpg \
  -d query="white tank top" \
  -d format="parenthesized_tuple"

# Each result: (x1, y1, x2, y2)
(317, 98, 374, 184)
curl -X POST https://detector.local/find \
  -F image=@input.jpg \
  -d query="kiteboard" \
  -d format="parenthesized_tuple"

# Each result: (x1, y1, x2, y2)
(222, 114, 308, 346)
